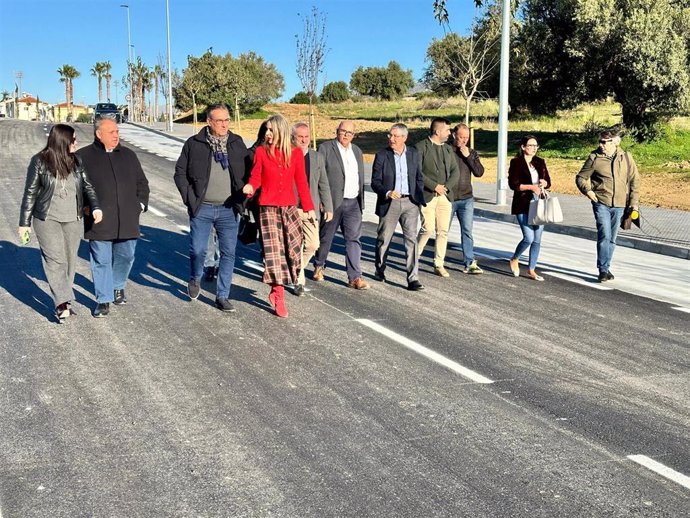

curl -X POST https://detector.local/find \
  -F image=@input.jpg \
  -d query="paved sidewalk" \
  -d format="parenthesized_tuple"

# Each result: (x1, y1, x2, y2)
(127, 121, 690, 259)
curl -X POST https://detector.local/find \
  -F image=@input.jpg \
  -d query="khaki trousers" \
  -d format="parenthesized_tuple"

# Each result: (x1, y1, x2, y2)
(417, 194, 452, 267)
(297, 208, 320, 285)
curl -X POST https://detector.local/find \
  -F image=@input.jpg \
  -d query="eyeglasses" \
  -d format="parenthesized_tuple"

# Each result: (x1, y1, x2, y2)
(599, 139, 614, 144)
(210, 118, 230, 124)
(338, 130, 355, 137)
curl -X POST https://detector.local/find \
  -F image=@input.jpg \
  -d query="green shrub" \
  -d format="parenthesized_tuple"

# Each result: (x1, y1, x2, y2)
(76, 113, 92, 123)
(320, 81, 350, 103)
(290, 92, 311, 104)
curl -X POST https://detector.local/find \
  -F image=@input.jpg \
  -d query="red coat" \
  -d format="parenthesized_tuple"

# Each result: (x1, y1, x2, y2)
(248, 146, 314, 211)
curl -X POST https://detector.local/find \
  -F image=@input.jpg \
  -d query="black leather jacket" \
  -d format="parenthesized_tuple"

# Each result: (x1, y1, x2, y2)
(19, 154, 101, 227)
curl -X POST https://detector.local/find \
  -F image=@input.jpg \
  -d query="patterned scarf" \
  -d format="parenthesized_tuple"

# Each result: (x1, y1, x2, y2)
(206, 128, 229, 169)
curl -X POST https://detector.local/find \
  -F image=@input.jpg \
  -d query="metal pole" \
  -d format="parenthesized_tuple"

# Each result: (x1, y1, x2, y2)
(165, 0, 174, 132)
(495, 0, 511, 206)
(121, 4, 132, 122)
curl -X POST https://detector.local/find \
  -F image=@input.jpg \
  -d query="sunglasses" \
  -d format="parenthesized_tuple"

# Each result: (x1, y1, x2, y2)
(599, 139, 614, 144)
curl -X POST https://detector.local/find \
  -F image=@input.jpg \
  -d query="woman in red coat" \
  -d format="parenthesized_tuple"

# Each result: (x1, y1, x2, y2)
(243, 114, 315, 317)
(507, 135, 551, 281)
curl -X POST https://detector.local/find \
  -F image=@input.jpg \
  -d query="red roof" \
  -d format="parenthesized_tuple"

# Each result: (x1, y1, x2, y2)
(17, 96, 41, 103)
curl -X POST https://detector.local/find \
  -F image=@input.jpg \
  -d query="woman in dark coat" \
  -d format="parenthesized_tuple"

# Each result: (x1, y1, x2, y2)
(18, 124, 102, 321)
(507, 135, 551, 281)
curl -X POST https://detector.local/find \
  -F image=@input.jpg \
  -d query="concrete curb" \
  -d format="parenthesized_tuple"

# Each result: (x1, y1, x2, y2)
(474, 208, 689, 260)
(126, 121, 188, 143)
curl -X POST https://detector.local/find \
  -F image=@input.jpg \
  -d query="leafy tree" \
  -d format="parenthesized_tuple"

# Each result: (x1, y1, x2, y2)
(349, 61, 414, 100)
(173, 50, 284, 122)
(290, 91, 311, 104)
(320, 81, 350, 102)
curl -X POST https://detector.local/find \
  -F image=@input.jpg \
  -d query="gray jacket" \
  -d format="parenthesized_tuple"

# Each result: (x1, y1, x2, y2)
(296, 149, 334, 221)
(317, 139, 365, 211)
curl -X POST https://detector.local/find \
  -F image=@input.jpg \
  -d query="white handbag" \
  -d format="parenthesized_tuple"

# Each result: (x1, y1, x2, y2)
(528, 189, 563, 225)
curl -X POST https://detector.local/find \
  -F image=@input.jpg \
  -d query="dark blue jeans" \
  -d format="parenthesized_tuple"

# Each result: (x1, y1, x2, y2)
(450, 197, 475, 266)
(592, 202, 624, 273)
(513, 213, 543, 271)
(190, 204, 239, 299)
(89, 239, 138, 303)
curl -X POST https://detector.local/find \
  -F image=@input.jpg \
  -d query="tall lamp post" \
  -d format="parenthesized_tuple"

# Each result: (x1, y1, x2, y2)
(120, 4, 133, 123)
(495, 0, 512, 205)
(165, 0, 174, 131)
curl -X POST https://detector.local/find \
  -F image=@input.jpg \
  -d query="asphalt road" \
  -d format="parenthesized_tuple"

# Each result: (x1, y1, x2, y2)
(1, 120, 688, 517)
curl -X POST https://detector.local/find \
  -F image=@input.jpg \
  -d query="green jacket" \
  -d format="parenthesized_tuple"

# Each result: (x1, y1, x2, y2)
(576, 148, 640, 208)
(415, 137, 460, 203)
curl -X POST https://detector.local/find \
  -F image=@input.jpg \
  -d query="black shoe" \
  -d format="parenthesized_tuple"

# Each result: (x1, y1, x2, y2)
(215, 298, 236, 312)
(598, 271, 609, 283)
(56, 302, 70, 322)
(606, 271, 615, 281)
(374, 270, 386, 282)
(93, 303, 110, 318)
(293, 284, 305, 297)
(407, 280, 425, 291)
(113, 289, 127, 305)
(188, 279, 201, 300)
(203, 266, 217, 281)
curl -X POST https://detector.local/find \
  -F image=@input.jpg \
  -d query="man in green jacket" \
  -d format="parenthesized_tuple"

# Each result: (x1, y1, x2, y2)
(576, 130, 640, 282)
(415, 117, 460, 278)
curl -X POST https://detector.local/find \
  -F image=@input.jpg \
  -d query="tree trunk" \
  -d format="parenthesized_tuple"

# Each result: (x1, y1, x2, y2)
(192, 93, 197, 133)
(234, 93, 241, 130)
(154, 78, 159, 121)
(309, 102, 316, 150)
(106, 77, 111, 102)
(98, 77, 103, 102)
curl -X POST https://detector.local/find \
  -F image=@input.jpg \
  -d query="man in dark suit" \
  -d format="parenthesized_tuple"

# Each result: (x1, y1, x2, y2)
(371, 123, 426, 291)
(313, 121, 369, 290)
(291, 122, 334, 296)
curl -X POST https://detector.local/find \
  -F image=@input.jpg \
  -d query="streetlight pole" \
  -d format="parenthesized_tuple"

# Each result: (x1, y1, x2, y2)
(165, 0, 174, 132)
(120, 4, 132, 122)
(495, 0, 512, 206)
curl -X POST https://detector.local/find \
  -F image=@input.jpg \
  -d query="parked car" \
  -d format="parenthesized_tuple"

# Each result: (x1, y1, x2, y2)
(93, 103, 122, 123)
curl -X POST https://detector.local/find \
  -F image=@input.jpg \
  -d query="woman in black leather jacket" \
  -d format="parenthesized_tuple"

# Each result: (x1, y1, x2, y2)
(18, 124, 103, 322)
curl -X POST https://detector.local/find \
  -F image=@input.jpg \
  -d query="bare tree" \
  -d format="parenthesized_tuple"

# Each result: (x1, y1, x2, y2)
(426, 2, 501, 124)
(295, 6, 328, 149)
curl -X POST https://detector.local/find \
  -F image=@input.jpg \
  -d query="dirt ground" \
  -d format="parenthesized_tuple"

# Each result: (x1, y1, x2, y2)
(228, 103, 690, 211)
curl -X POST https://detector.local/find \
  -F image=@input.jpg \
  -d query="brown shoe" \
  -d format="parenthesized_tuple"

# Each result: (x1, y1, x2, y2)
(433, 266, 450, 278)
(312, 266, 325, 282)
(348, 277, 370, 290)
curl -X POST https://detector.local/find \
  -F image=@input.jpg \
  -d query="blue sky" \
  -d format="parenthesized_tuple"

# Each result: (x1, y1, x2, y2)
(0, 0, 477, 105)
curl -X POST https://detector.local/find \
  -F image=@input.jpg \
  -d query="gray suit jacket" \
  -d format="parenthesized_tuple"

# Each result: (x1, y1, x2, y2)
(300, 149, 333, 221)
(317, 139, 365, 212)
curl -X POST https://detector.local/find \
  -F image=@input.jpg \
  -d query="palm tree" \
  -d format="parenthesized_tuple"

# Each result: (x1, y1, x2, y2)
(90, 62, 107, 102)
(130, 58, 150, 122)
(153, 63, 163, 121)
(57, 64, 80, 120)
(103, 61, 113, 102)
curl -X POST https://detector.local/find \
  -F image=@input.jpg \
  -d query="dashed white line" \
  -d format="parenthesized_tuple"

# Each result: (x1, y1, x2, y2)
(146, 205, 167, 217)
(241, 259, 264, 273)
(356, 318, 494, 384)
(627, 455, 690, 490)
(672, 306, 690, 314)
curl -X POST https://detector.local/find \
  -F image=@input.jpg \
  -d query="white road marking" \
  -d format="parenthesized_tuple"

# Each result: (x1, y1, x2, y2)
(672, 306, 690, 314)
(146, 205, 166, 217)
(241, 259, 264, 273)
(627, 455, 690, 490)
(544, 271, 614, 290)
(356, 318, 494, 384)
(177, 225, 190, 232)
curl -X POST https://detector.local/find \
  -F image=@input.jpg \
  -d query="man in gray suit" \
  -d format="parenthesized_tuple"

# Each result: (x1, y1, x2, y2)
(313, 121, 369, 290)
(371, 123, 426, 291)
(291, 122, 334, 296)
